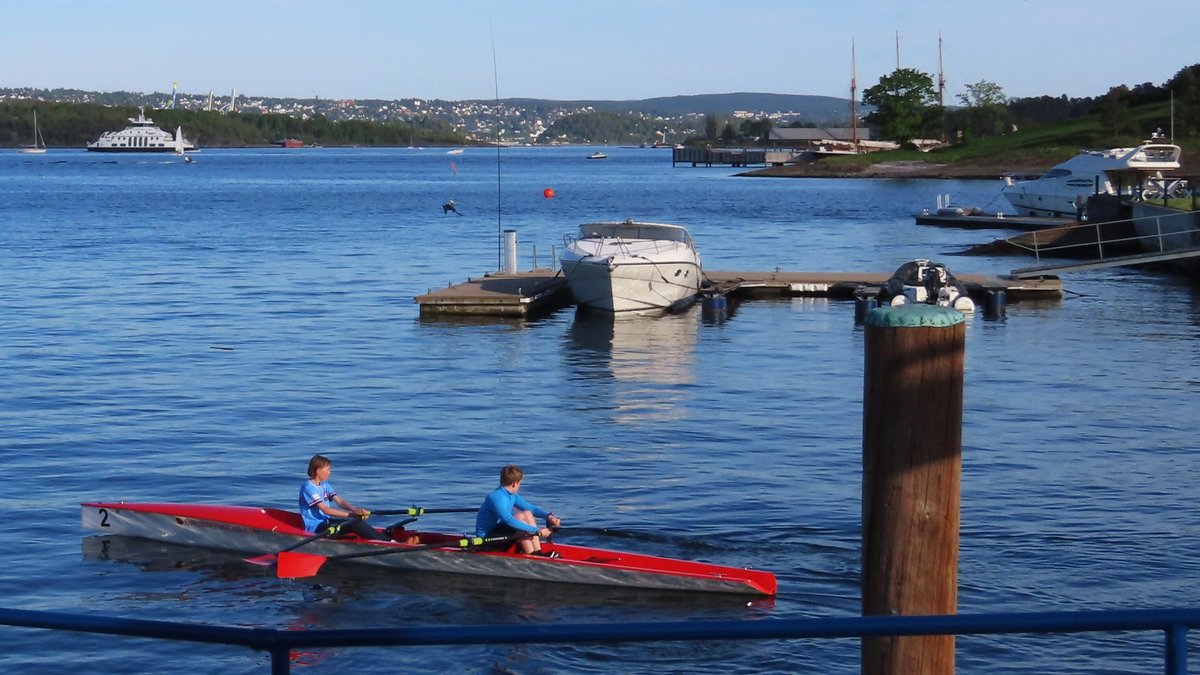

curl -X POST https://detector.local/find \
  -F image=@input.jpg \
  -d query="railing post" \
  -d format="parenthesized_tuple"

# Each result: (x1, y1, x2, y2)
(271, 646, 291, 675)
(1164, 624, 1187, 675)
(862, 305, 965, 675)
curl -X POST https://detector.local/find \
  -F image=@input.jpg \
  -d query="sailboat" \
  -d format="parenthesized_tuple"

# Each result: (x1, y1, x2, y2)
(19, 110, 47, 154)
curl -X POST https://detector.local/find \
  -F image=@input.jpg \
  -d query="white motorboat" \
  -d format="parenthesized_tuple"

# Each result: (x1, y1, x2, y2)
(19, 110, 47, 154)
(560, 220, 703, 312)
(87, 106, 196, 153)
(1002, 141, 1182, 218)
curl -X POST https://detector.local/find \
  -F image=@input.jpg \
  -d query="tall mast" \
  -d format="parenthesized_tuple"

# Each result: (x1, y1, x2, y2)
(936, 31, 945, 142)
(937, 31, 946, 108)
(895, 31, 900, 69)
(851, 39, 858, 149)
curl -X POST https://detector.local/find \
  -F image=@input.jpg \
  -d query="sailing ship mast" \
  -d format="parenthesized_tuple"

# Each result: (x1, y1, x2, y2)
(850, 39, 858, 150)
(938, 31, 947, 142)
(937, 31, 946, 108)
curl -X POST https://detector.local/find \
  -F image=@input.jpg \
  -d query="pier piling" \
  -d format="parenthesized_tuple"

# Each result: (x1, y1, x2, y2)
(861, 305, 964, 674)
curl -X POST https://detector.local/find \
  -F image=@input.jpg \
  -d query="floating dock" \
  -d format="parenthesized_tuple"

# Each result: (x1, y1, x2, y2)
(414, 269, 1062, 318)
(913, 211, 1080, 231)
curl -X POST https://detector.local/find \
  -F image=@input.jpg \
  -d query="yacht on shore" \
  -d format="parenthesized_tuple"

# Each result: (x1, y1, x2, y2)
(1001, 141, 1182, 218)
(87, 107, 196, 153)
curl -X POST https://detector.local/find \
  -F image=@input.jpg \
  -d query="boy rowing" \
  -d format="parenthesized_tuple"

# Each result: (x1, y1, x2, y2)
(300, 454, 399, 542)
(475, 465, 562, 557)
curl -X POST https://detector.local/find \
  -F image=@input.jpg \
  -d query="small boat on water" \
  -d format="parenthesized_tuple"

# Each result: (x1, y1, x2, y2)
(87, 106, 196, 153)
(19, 110, 47, 154)
(1002, 141, 1183, 218)
(586, 151, 608, 160)
(878, 259, 975, 313)
(559, 220, 704, 313)
(81, 502, 776, 596)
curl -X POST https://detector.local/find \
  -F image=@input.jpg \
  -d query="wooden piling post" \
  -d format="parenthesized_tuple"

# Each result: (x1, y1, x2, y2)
(861, 304, 965, 675)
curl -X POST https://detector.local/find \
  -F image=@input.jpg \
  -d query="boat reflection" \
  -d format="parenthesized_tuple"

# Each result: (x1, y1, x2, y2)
(564, 307, 698, 425)
(81, 535, 772, 612)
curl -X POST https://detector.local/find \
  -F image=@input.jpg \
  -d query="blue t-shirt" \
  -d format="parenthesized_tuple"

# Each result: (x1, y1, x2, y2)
(475, 485, 549, 537)
(300, 479, 337, 532)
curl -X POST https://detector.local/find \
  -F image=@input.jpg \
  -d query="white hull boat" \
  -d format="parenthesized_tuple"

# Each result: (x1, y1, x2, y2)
(1002, 142, 1182, 218)
(560, 220, 703, 312)
(87, 106, 197, 153)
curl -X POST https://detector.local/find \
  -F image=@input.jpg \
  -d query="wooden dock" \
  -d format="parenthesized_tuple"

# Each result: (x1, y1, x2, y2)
(414, 269, 1062, 317)
(414, 270, 573, 317)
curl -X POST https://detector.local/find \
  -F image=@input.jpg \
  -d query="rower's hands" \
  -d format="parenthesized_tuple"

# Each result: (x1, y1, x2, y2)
(537, 527, 553, 538)
(547, 514, 561, 529)
(353, 508, 371, 519)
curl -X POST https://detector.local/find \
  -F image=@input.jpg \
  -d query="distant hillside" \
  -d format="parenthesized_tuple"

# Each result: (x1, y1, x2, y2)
(497, 93, 853, 124)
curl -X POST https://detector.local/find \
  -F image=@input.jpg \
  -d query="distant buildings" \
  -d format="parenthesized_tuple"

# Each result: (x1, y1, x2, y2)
(1, 87, 855, 146)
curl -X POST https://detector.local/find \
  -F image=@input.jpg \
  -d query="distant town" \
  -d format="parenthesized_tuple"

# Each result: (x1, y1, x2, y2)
(0, 86, 852, 145)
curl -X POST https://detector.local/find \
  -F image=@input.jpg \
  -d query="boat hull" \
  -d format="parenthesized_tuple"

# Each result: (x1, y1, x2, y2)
(86, 146, 193, 153)
(560, 256, 702, 312)
(560, 222, 703, 312)
(81, 502, 775, 596)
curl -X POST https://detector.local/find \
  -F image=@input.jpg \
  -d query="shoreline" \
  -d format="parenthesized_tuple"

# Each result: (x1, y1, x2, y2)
(737, 158, 1049, 180)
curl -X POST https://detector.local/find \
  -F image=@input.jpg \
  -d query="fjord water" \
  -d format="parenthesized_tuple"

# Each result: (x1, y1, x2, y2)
(3, 146, 1198, 673)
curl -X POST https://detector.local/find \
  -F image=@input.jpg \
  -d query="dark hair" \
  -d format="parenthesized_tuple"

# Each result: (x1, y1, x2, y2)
(308, 454, 332, 478)
(500, 464, 523, 487)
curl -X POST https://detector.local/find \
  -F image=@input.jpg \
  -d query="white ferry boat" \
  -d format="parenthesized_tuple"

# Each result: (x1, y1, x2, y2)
(87, 107, 196, 153)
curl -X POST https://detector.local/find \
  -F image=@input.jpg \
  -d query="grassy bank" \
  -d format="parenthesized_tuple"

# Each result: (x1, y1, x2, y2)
(745, 100, 1198, 179)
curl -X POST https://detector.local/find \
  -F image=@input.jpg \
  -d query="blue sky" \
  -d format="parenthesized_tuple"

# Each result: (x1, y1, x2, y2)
(7, 0, 1198, 103)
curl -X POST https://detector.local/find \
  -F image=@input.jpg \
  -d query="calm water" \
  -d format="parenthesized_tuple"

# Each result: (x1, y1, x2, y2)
(2, 146, 1199, 673)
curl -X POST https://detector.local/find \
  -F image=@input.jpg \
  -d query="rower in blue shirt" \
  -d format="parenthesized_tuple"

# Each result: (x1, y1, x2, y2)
(300, 454, 393, 541)
(476, 464, 562, 557)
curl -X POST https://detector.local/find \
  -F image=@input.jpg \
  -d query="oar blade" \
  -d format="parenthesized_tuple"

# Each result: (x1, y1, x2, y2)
(276, 551, 329, 579)
(243, 552, 280, 566)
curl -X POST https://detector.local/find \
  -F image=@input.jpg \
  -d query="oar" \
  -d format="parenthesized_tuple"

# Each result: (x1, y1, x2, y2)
(276, 532, 528, 579)
(368, 507, 477, 516)
(243, 517, 357, 566)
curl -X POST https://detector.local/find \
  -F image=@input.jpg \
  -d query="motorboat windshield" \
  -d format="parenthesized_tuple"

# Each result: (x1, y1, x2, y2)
(576, 222, 693, 244)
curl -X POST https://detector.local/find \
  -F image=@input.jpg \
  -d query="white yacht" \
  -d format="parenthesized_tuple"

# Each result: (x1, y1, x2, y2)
(87, 107, 196, 153)
(1002, 141, 1182, 218)
(560, 220, 703, 313)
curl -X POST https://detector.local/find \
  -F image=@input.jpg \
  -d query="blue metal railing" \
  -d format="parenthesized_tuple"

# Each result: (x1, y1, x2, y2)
(3, 606, 1198, 674)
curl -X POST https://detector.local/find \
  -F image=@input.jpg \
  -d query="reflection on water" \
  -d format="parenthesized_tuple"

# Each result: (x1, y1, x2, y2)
(564, 307, 698, 425)
(81, 534, 772, 615)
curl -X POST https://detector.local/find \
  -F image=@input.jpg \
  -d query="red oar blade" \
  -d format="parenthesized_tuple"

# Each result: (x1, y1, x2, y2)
(243, 553, 280, 566)
(276, 551, 329, 579)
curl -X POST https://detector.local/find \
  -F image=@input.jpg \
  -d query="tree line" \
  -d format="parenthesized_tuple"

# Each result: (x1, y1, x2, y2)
(674, 63, 1200, 150)
(0, 102, 469, 148)
(861, 63, 1200, 147)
